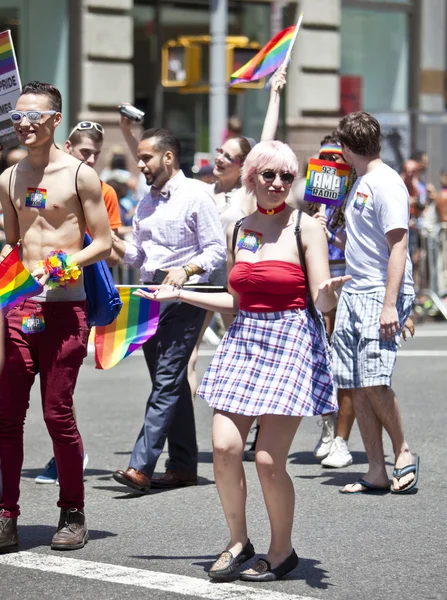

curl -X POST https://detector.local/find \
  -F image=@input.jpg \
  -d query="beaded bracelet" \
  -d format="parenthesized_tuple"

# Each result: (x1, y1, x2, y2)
(37, 250, 82, 289)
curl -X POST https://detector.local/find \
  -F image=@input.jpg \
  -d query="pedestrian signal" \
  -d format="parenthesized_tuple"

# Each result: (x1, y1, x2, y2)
(161, 42, 201, 87)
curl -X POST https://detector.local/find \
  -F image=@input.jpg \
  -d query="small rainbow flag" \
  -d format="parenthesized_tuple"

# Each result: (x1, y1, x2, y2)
(94, 286, 160, 370)
(0, 30, 16, 77)
(230, 25, 297, 85)
(0, 244, 43, 311)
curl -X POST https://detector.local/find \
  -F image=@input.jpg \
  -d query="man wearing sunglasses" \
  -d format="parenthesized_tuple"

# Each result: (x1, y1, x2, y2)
(65, 121, 122, 267)
(32, 121, 123, 486)
(0, 81, 111, 552)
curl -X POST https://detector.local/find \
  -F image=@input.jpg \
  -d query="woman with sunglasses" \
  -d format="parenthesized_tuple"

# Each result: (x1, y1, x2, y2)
(187, 70, 288, 406)
(135, 140, 349, 582)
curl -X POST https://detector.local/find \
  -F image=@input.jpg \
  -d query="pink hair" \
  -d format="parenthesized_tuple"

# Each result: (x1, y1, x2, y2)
(241, 140, 298, 194)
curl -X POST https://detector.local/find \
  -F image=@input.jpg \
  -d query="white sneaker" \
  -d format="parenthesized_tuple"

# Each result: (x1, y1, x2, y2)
(313, 413, 337, 459)
(321, 437, 353, 468)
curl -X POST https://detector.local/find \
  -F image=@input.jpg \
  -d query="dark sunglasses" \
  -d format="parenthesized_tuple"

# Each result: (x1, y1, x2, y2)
(259, 170, 295, 185)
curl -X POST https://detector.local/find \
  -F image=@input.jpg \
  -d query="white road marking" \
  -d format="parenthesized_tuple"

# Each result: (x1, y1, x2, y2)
(0, 552, 318, 600)
(397, 350, 447, 357)
(410, 330, 447, 337)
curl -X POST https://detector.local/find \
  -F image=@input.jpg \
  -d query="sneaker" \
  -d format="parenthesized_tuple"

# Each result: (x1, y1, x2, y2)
(36, 453, 89, 485)
(313, 413, 337, 459)
(244, 424, 260, 462)
(321, 436, 353, 468)
(35, 457, 58, 484)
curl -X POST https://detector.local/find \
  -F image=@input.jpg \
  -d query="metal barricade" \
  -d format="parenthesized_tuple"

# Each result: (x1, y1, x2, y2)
(415, 226, 447, 321)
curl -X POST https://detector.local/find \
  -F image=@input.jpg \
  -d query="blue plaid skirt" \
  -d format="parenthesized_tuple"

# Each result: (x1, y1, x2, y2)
(198, 309, 336, 417)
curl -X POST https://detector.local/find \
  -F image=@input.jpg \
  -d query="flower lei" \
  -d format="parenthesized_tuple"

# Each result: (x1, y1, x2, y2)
(37, 250, 82, 289)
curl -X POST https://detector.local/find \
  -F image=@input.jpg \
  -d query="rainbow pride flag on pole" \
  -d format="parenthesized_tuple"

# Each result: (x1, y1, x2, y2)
(0, 244, 43, 311)
(230, 15, 303, 85)
(94, 286, 160, 370)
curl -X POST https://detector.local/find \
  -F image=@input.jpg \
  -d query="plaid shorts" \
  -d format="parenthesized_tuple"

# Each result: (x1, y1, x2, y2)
(197, 309, 337, 417)
(332, 290, 415, 389)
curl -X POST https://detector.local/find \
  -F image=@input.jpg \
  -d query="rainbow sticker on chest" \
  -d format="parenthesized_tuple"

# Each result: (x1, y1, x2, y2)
(25, 188, 47, 209)
(237, 230, 263, 253)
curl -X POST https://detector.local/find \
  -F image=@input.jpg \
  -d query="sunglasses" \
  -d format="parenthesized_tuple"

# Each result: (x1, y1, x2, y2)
(259, 170, 295, 185)
(9, 110, 56, 124)
(319, 153, 344, 163)
(215, 147, 241, 166)
(68, 121, 104, 139)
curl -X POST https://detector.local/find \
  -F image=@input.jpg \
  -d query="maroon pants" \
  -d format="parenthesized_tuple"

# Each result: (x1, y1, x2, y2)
(0, 299, 89, 518)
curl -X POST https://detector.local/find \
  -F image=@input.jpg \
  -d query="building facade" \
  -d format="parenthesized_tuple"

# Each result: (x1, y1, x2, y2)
(0, 0, 446, 182)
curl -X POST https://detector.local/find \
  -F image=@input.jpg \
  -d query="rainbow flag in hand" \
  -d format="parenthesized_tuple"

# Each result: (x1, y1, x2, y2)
(230, 25, 297, 85)
(0, 244, 43, 311)
(94, 286, 160, 370)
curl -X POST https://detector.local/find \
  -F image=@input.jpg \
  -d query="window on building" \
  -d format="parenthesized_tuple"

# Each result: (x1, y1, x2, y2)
(341, 7, 409, 113)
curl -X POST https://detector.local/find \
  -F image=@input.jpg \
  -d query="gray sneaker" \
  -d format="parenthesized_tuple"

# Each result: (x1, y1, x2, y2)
(0, 510, 19, 553)
(51, 508, 88, 551)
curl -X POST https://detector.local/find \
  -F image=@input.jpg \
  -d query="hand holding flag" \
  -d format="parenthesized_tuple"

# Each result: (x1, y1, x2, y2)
(0, 244, 43, 311)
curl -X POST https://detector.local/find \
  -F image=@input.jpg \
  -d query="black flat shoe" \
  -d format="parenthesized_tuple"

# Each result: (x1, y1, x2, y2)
(208, 539, 255, 580)
(239, 549, 299, 582)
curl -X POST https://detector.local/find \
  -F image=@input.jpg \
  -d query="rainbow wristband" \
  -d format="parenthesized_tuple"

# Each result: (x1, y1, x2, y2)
(37, 250, 82, 289)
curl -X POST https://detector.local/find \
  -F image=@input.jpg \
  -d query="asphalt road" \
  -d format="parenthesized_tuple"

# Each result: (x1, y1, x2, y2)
(0, 322, 446, 600)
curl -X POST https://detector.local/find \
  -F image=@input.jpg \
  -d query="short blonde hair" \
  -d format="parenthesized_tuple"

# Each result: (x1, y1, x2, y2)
(242, 141, 298, 194)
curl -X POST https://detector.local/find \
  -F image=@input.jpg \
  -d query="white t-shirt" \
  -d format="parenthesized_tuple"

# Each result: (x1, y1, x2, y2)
(344, 163, 414, 294)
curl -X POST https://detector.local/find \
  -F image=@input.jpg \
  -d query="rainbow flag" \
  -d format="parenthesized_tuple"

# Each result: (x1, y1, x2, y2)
(0, 244, 43, 311)
(0, 30, 15, 77)
(94, 286, 160, 370)
(230, 26, 296, 85)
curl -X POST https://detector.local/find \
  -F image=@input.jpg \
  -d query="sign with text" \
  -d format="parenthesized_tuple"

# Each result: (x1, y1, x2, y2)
(304, 158, 350, 207)
(0, 30, 21, 150)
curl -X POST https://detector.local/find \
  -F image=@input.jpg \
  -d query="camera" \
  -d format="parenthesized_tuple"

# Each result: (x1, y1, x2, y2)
(118, 104, 145, 123)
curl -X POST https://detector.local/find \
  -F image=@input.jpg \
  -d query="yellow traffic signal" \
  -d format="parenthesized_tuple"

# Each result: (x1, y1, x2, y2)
(161, 41, 201, 88)
(161, 37, 265, 91)
(227, 44, 265, 90)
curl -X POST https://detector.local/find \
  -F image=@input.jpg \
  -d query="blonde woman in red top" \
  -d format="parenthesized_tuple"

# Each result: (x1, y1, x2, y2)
(136, 140, 349, 583)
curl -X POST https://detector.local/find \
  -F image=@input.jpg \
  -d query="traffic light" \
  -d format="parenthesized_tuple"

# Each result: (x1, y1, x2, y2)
(227, 45, 265, 90)
(161, 41, 201, 88)
(161, 37, 264, 91)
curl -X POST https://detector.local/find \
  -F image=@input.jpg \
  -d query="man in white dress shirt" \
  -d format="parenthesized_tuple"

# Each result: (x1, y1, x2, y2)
(111, 128, 226, 492)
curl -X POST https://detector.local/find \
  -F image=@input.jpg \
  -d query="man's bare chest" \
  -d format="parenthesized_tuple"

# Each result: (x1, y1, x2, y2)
(11, 170, 81, 218)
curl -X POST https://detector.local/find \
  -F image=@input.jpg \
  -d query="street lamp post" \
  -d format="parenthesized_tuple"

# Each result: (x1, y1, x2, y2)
(210, 0, 228, 154)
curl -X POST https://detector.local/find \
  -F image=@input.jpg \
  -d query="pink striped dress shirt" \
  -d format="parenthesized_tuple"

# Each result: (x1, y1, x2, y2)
(124, 171, 226, 283)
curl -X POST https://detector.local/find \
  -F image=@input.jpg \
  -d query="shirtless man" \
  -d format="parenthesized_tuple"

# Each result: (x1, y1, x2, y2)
(0, 81, 111, 552)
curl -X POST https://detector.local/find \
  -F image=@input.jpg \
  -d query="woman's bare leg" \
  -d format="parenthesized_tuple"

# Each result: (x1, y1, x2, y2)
(255, 414, 302, 567)
(212, 410, 254, 555)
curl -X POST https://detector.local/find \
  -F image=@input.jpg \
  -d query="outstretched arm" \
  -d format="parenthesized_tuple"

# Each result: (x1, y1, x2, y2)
(260, 68, 287, 142)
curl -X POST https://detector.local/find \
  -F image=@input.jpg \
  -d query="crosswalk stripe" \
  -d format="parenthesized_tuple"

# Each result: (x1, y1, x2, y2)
(0, 551, 318, 600)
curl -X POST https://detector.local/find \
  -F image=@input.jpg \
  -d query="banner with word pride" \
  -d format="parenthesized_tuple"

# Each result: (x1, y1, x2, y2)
(0, 30, 21, 150)
(304, 158, 350, 207)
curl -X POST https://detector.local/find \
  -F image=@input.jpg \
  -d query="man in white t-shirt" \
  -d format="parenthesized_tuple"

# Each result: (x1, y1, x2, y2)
(332, 112, 419, 495)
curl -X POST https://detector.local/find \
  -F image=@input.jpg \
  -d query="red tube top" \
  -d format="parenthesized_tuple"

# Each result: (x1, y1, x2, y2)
(229, 260, 307, 312)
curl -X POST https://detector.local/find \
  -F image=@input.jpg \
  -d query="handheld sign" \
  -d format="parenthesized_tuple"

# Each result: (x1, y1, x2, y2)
(0, 30, 21, 151)
(304, 158, 350, 207)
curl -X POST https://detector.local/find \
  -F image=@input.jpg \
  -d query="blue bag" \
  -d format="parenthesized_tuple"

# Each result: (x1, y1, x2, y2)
(82, 233, 122, 327)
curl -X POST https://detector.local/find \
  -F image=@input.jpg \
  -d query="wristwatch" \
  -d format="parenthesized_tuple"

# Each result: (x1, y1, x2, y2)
(182, 264, 194, 279)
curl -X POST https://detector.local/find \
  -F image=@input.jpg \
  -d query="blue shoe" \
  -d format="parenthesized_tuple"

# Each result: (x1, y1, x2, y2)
(83, 453, 89, 476)
(35, 457, 58, 484)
